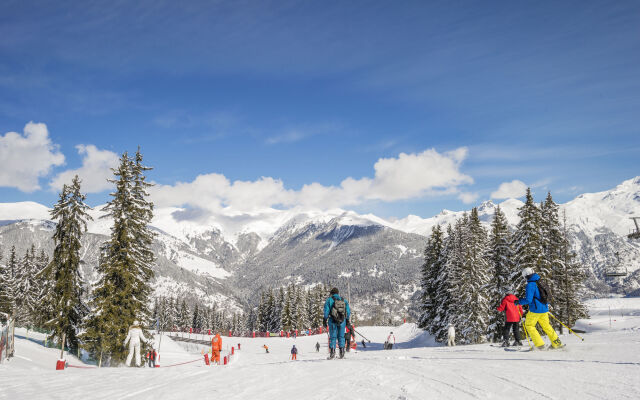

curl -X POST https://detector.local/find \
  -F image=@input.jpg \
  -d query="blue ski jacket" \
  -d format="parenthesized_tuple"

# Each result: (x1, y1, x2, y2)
(323, 294, 351, 323)
(516, 273, 549, 313)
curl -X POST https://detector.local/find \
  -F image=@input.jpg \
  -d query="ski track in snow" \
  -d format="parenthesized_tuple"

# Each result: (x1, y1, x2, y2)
(3, 298, 640, 399)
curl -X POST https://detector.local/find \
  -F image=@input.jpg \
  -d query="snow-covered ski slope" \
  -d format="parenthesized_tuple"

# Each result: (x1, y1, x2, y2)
(2, 298, 640, 400)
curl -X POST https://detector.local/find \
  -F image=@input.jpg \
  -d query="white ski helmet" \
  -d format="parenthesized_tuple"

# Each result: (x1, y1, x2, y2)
(133, 320, 140, 326)
(521, 267, 534, 278)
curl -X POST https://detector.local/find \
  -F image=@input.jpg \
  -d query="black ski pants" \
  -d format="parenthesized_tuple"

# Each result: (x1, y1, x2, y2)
(503, 321, 521, 342)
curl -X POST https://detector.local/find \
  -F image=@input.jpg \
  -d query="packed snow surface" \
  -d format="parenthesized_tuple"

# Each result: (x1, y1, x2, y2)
(2, 298, 640, 399)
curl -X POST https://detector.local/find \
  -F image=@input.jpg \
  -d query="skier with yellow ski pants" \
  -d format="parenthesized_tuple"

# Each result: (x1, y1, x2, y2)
(514, 268, 563, 350)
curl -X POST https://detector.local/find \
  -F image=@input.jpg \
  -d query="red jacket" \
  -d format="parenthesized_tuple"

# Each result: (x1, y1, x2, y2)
(497, 294, 524, 322)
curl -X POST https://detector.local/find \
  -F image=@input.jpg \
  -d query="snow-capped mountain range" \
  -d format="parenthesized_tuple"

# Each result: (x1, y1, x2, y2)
(1, 177, 639, 317)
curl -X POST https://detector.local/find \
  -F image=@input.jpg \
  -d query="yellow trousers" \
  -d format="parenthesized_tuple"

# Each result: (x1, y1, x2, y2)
(524, 312, 559, 348)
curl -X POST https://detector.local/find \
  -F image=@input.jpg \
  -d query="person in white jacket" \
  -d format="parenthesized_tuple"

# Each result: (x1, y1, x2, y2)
(447, 324, 456, 347)
(124, 320, 147, 367)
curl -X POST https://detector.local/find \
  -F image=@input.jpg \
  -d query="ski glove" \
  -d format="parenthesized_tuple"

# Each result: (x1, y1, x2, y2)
(514, 300, 519, 305)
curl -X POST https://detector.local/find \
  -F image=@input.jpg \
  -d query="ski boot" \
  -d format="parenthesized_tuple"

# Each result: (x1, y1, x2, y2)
(550, 338, 565, 349)
(328, 348, 336, 360)
(501, 340, 510, 347)
(339, 347, 345, 359)
(513, 340, 523, 347)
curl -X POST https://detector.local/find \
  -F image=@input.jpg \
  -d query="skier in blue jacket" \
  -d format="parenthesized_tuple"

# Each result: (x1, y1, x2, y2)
(514, 268, 562, 350)
(323, 287, 351, 359)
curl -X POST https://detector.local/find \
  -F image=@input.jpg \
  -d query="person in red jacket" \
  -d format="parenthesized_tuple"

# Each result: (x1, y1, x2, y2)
(497, 293, 524, 347)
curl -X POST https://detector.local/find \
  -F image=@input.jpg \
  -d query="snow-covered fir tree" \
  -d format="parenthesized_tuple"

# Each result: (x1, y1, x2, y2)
(83, 151, 155, 364)
(486, 206, 517, 342)
(540, 192, 562, 284)
(14, 246, 40, 327)
(456, 208, 490, 344)
(553, 211, 589, 331)
(0, 246, 18, 321)
(513, 188, 544, 278)
(418, 224, 444, 330)
(45, 175, 91, 351)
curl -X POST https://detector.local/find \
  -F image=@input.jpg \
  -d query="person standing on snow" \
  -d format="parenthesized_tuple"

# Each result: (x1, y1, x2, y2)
(447, 324, 456, 347)
(515, 268, 563, 350)
(146, 347, 158, 368)
(211, 332, 222, 364)
(385, 332, 396, 350)
(323, 287, 351, 359)
(291, 344, 298, 360)
(124, 320, 147, 367)
(497, 293, 524, 347)
(315, 342, 320, 352)
(263, 344, 269, 353)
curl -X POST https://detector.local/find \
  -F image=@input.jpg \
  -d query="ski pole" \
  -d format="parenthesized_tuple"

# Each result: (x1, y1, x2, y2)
(548, 313, 584, 341)
(518, 309, 533, 351)
(353, 328, 371, 343)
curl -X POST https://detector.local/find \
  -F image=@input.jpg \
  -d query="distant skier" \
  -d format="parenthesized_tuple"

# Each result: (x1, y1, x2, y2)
(447, 324, 455, 347)
(146, 347, 157, 368)
(291, 344, 298, 360)
(515, 268, 563, 350)
(211, 332, 222, 364)
(497, 293, 524, 347)
(345, 325, 352, 352)
(323, 287, 351, 359)
(263, 344, 269, 353)
(385, 332, 396, 350)
(124, 320, 146, 367)
(315, 342, 320, 352)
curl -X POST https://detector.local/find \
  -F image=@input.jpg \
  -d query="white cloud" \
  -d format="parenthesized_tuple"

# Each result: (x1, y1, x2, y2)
(49, 145, 120, 193)
(458, 191, 479, 204)
(150, 147, 473, 214)
(0, 122, 65, 192)
(491, 180, 528, 199)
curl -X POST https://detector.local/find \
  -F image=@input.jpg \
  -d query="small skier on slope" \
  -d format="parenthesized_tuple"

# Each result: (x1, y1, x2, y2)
(211, 332, 222, 364)
(385, 332, 396, 350)
(514, 268, 563, 350)
(315, 342, 320, 352)
(497, 293, 524, 347)
(124, 320, 147, 367)
(291, 344, 298, 360)
(447, 324, 455, 347)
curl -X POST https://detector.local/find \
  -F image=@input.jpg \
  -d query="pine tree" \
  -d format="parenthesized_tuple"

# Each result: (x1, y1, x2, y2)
(45, 176, 91, 351)
(15, 247, 39, 327)
(553, 211, 589, 331)
(83, 151, 155, 364)
(513, 188, 544, 278)
(541, 192, 562, 284)
(282, 285, 293, 331)
(486, 206, 517, 341)
(179, 299, 190, 331)
(431, 224, 460, 342)
(418, 225, 444, 330)
(456, 208, 490, 344)
(0, 246, 18, 321)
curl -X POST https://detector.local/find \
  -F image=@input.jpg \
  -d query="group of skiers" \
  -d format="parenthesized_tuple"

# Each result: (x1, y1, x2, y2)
(445, 267, 564, 350)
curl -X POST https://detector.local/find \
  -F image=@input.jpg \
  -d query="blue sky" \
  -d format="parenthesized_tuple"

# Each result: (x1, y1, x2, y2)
(0, 0, 639, 219)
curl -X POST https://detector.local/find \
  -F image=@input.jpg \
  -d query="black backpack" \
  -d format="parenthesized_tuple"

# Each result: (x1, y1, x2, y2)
(535, 279, 552, 304)
(330, 297, 347, 323)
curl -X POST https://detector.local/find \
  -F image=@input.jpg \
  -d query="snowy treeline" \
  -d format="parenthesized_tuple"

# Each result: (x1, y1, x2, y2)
(419, 189, 589, 344)
(254, 284, 330, 333)
(0, 245, 50, 327)
(152, 296, 247, 334)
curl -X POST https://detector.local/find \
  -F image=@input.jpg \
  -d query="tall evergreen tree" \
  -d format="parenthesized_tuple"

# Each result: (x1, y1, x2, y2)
(418, 225, 444, 330)
(45, 176, 91, 351)
(83, 151, 155, 364)
(15, 247, 39, 327)
(0, 246, 18, 321)
(513, 188, 544, 278)
(486, 206, 517, 341)
(456, 208, 490, 344)
(553, 211, 589, 331)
